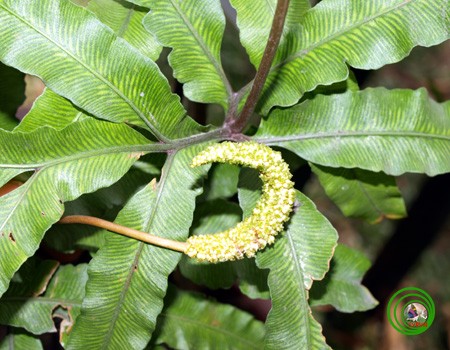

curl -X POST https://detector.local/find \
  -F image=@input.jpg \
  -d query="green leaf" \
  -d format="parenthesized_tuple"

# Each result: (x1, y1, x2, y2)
(66, 145, 208, 350)
(302, 70, 360, 100)
(150, 286, 265, 350)
(310, 244, 378, 312)
(143, 0, 232, 108)
(0, 170, 24, 190)
(256, 192, 337, 349)
(0, 62, 25, 118)
(255, 88, 450, 176)
(87, 0, 161, 61)
(230, 0, 310, 68)
(0, 330, 43, 350)
(201, 163, 240, 201)
(15, 89, 90, 132)
(0, 0, 195, 139)
(179, 199, 269, 299)
(0, 119, 150, 297)
(43, 168, 152, 253)
(0, 259, 87, 335)
(0, 112, 18, 131)
(124, 0, 150, 7)
(254, 0, 450, 114)
(239, 169, 337, 349)
(237, 168, 262, 217)
(71, 0, 89, 6)
(311, 164, 406, 223)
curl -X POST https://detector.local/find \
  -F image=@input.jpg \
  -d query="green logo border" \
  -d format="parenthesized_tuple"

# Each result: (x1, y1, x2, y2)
(386, 287, 435, 335)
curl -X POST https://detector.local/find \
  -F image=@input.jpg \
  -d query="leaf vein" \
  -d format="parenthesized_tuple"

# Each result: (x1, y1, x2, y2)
(169, 0, 233, 99)
(0, 3, 165, 140)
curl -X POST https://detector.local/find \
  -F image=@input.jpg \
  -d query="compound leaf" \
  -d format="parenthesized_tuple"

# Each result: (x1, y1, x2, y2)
(43, 167, 152, 253)
(255, 191, 337, 349)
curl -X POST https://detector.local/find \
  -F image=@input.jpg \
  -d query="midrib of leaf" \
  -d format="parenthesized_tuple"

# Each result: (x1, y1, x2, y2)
(101, 243, 145, 350)
(147, 153, 176, 226)
(8, 333, 13, 349)
(117, 5, 135, 38)
(100, 152, 176, 350)
(169, 0, 233, 99)
(274, 0, 414, 69)
(158, 313, 261, 349)
(0, 142, 167, 242)
(0, 143, 170, 169)
(0, 4, 166, 140)
(256, 130, 450, 143)
(285, 230, 312, 349)
(0, 174, 36, 234)
(0, 296, 81, 306)
(355, 175, 384, 216)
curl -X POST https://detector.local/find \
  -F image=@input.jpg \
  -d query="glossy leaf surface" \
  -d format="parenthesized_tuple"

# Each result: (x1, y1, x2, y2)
(230, 0, 310, 68)
(253, 0, 449, 113)
(311, 164, 406, 223)
(151, 286, 265, 349)
(0, 261, 87, 335)
(310, 244, 378, 312)
(87, 0, 161, 60)
(0, 0, 193, 139)
(0, 119, 150, 297)
(256, 88, 450, 175)
(144, 0, 231, 108)
(66, 146, 208, 349)
(239, 169, 337, 349)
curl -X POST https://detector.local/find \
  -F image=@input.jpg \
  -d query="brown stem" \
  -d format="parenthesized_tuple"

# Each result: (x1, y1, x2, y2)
(58, 215, 188, 253)
(228, 0, 290, 133)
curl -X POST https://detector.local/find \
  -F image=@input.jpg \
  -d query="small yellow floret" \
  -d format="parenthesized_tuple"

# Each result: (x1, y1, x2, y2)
(185, 141, 295, 263)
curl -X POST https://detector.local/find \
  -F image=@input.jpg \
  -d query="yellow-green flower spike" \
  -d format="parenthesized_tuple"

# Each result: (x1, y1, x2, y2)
(186, 141, 296, 263)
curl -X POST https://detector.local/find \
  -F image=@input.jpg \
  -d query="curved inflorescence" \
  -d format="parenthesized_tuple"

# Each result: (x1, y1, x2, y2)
(185, 141, 296, 263)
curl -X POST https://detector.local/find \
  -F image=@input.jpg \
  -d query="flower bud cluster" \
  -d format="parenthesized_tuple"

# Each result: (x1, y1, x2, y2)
(186, 141, 295, 263)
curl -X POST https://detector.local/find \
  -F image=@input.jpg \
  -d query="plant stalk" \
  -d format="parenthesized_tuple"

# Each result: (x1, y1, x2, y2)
(228, 0, 290, 133)
(58, 215, 188, 253)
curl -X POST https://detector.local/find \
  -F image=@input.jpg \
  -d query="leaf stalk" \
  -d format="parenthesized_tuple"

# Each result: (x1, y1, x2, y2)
(227, 0, 290, 133)
(58, 215, 188, 253)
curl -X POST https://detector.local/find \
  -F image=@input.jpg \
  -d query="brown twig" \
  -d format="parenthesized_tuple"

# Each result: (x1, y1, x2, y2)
(228, 0, 290, 133)
(58, 215, 188, 253)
